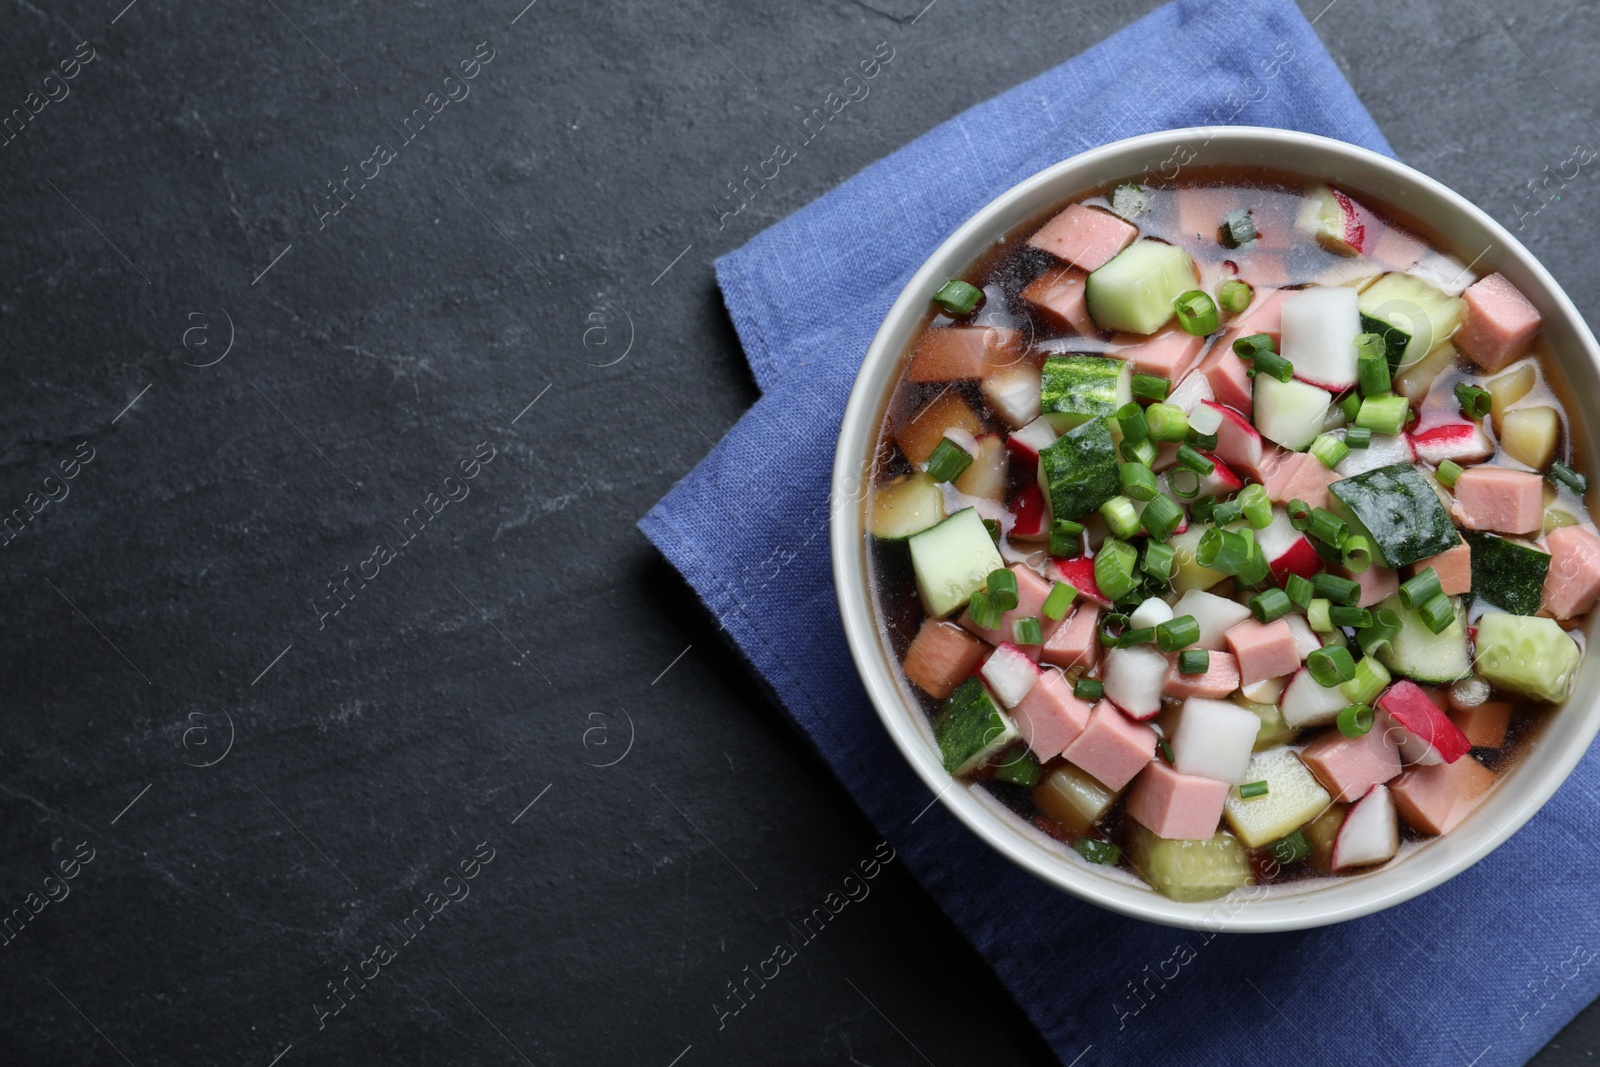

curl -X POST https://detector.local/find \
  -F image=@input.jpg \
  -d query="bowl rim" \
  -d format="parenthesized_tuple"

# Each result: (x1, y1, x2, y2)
(829, 125, 1600, 932)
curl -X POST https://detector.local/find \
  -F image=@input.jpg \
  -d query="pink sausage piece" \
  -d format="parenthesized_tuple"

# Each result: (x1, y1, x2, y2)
(1224, 617, 1301, 688)
(1541, 524, 1600, 620)
(1061, 700, 1158, 792)
(1300, 725, 1403, 803)
(958, 563, 1060, 657)
(1011, 671, 1093, 762)
(1390, 757, 1497, 835)
(1451, 467, 1544, 536)
(1124, 760, 1231, 840)
(1108, 326, 1207, 382)
(901, 620, 988, 700)
(1163, 651, 1241, 700)
(1262, 450, 1340, 511)
(1041, 602, 1102, 670)
(1455, 273, 1542, 373)
(1026, 203, 1137, 273)
(1021, 266, 1097, 337)
(1409, 538, 1471, 597)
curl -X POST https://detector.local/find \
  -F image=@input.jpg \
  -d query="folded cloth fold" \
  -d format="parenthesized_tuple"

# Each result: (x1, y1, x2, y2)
(643, 1, 1600, 1063)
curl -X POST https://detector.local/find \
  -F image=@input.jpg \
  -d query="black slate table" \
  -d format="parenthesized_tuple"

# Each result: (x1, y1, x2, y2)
(2, 1, 1598, 1063)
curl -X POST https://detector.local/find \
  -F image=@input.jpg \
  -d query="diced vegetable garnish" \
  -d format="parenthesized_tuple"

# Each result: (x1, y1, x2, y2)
(1040, 354, 1131, 431)
(1125, 822, 1252, 902)
(1084, 240, 1198, 335)
(1372, 592, 1471, 683)
(933, 677, 1019, 775)
(1328, 463, 1459, 568)
(1462, 531, 1550, 615)
(1222, 747, 1332, 848)
(933, 279, 984, 316)
(1474, 613, 1581, 703)
(1497, 405, 1559, 469)
(908, 508, 1006, 618)
(1038, 417, 1120, 521)
(1358, 272, 1466, 373)
(869, 471, 946, 540)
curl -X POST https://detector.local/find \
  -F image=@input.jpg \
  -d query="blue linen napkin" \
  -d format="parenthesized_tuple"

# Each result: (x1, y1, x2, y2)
(641, 1, 1600, 1063)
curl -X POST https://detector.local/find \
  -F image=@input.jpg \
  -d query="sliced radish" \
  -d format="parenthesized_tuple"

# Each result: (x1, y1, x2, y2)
(1101, 645, 1168, 721)
(1239, 674, 1287, 704)
(1280, 668, 1347, 728)
(980, 643, 1040, 709)
(1283, 613, 1323, 660)
(1410, 422, 1493, 465)
(1256, 507, 1321, 584)
(1128, 596, 1174, 631)
(1167, 368, 1214, 415)
(1331, 784, 1400, 871)
(1377, 680, 1471, 765)
(1334, 428, 1416, 478)
(981, 363, 1043, 430)
(1198, 400, 1264, 477)
(1253, 375, 1333, 452)
(1170, 588, 1252, 650)
(1169, 696, 1259, 784)
(1280, 286, 1362, 390)
(1168, 450, 1244, 500)
(1008, 483, 1049, 540)
(1299, 184, 1381, 257)
(1189, 401, 1225, 435)
(952, 434, 1008, 501)
(1047, 555, 1110, 607)
(1006, 416, 1057, 464)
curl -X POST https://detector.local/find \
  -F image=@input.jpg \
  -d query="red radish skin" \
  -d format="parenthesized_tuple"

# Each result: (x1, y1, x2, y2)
(1331, 784, 1401, 871)
(1199, 401, 1266, 479)
(1010, 483, 1049, 539)
(1377, 680, 1472, 766)
(1047, 556, 1111, 607)
(979, 643, 1042, 709)
(1409, 423, 1493, 465)
(1310, 186, 1381, 257)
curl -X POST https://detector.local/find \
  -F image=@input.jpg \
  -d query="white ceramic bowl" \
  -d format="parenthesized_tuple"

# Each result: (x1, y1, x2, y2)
(830, 127, 1600, 931)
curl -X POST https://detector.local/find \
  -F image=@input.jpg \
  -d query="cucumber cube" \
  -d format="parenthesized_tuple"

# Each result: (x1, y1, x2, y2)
(1474, 613, 1581, 703)
(1040, 354, 1131, 432)
(1253, 374, 1333, 452)
(1462, 531, 1550, 616)
(1329, 463, 1459, 568)
(1038, 417, 1120, 522)
(934, 676, 1020, 775)
(1357, 272, 1465, 373)
(1373, 593, 1472, 684)
(1222, 746, 1332, 848)
(907, 507, 1004, 618)
(1126, 822, 1252, 902)
(1085, 240, 1198, 335)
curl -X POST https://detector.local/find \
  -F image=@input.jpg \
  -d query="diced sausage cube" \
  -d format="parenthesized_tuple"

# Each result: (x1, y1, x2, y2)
(1455, 273, 1542, 373)
(1021, 267, 1097, 336)
(959, 563, 1060, 656)
(1041, 602, 1101, 670)
(1390, 757, 1498, 835)
(901, 619, 988, 699)
(1026, 204, 1137, 272)
(1163, 650, 1240, 699)
(1197, 344, 1253, 417)
(1061, 699, 1158, 791)
(1011, 671, 1093, 761)
(1541, 524, 1600, 619)
(1451, 467, 1544, 535)
(1262, 450, 1339, 510)
(905, 326, 1025, 382)
(1449, 702, 1511, 749)
(1107, 326, 1207, 382)
(1300, 725, 1403, 803)
(1224, 617, 1300, 687)
(1409, 537, 1471, 597)
(1344, 563, 1399, 608)
(1124, 760, 1231, 840)
(894, 391, 985, 466)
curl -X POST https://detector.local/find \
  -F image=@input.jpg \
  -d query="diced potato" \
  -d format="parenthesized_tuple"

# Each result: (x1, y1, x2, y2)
(1498, 405, 1559, 470)
(1223, 747, 1333, 848)
(1233, 696, 1297, 751)
(1033, 765, 1117, 836)
(1169, 526, 1225, 592)
(1486, 360, 1537, 425)
(1303, 803, 1349, 872)
(1545, 505, 1580, 534)
(1393, 341, 1457, 402)
(952, 434, 1009, 500)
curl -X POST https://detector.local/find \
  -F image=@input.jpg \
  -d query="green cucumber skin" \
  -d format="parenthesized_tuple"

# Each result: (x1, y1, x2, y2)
(1374, 592, 1472, 683)
(1329, 463, 1459, 569)
(1463, 531, 1551, 616)
(1041, 354, 1125, 425)
(1040, 417, 1120, 521)
(1475, 613, 1581, 703)
(934, 677, 1010, 775)
(1359, 312, 1409, 373)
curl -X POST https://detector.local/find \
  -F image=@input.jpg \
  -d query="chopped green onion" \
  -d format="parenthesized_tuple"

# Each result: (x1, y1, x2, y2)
(1042, 581, 1077, 621)
(1337, 703, 1375, 738)
(1239, 483, 1273, 529)
(1232, 332, 1275, 361)
(1189, 496, 1218, 525)
(1310, 434, 1350, 470)
(1117, 626, 1155, 647)
(1131, 374, 1171, 402)
(983, 518, 1002, 544)
(1211, 498, 1244, 525)
(1141, 493, 1184, 542)
(1218, 208, 1258, 249)
(1248, 349, 1294, 383)
(1120, 462, 1159, 501)
(933, 279, 984, 316)
(1436, 459, 1464, 489)
(1074, 678, 1104, 701)
(1267, 829, 1312, 866)
(1355, 394, 1411, 436)
(1111, 182, 1149, 219)
(1455, 382, 1492, 420)
(1236, 543, 1271, 588)
(1177, 648, 1210, 675)
(991, 747, 1042, 788)
(924, 437, 974, 482)
(1074, 838, 1121, 865)
(1217, 278, 1254, 313)
(1328, 605, 1371, 628)
(1237, 780, 1270, 800)
(1357, 352, 1391, 397)
(1197, 527, 1251, 575)
(1287, 499, 1314, 531)
(1175, 443, 1215, 475)
(1097, 613, 1131, 648)
(1146, 403, 1190, 442)
(986, 568, 1019, 611)
(1308, 646, 1356, 687)
(1116, 401, 1150, 447)
(1399, 568, 1441, 610)
(1340, 656, 1390, 705)
(1156, 614, 1200, 652)
(1313, 571, 1360, 606)
(1158, 738, 1175, 763)
(1250, 587, 1292, 623)
(1307, 597, 1333, 632)
(1174, 290, 1220, 336)
(1354, 332, 1387, 364)
(1050, 518, 1084, 558)
(1120, 437, 1159, 467)
(1101, 495, 1141, 539)
(1345, 426, 1372, 449)
(1168, 467, 1201, 500)
(1417, 592, 1456, 635)
(1307, 508, 1348, 547)
(1551, 460, 1589, 496)
(1094, 539, 1139, 601)
(968, 590, 1003, 630)
(1357, 607, 1401, 656)
(1338, 389, 1363, 422)
(1285, 573, 1315, 611)
(1340, 534, 1374, 574)
(1013, 616, 1044, 645)
(1142, 541, 1176, 580)
(1189, 431, 1219, 451)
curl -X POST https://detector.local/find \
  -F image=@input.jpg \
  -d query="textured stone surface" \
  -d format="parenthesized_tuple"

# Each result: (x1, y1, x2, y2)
(0, 0, 1597, 1063)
